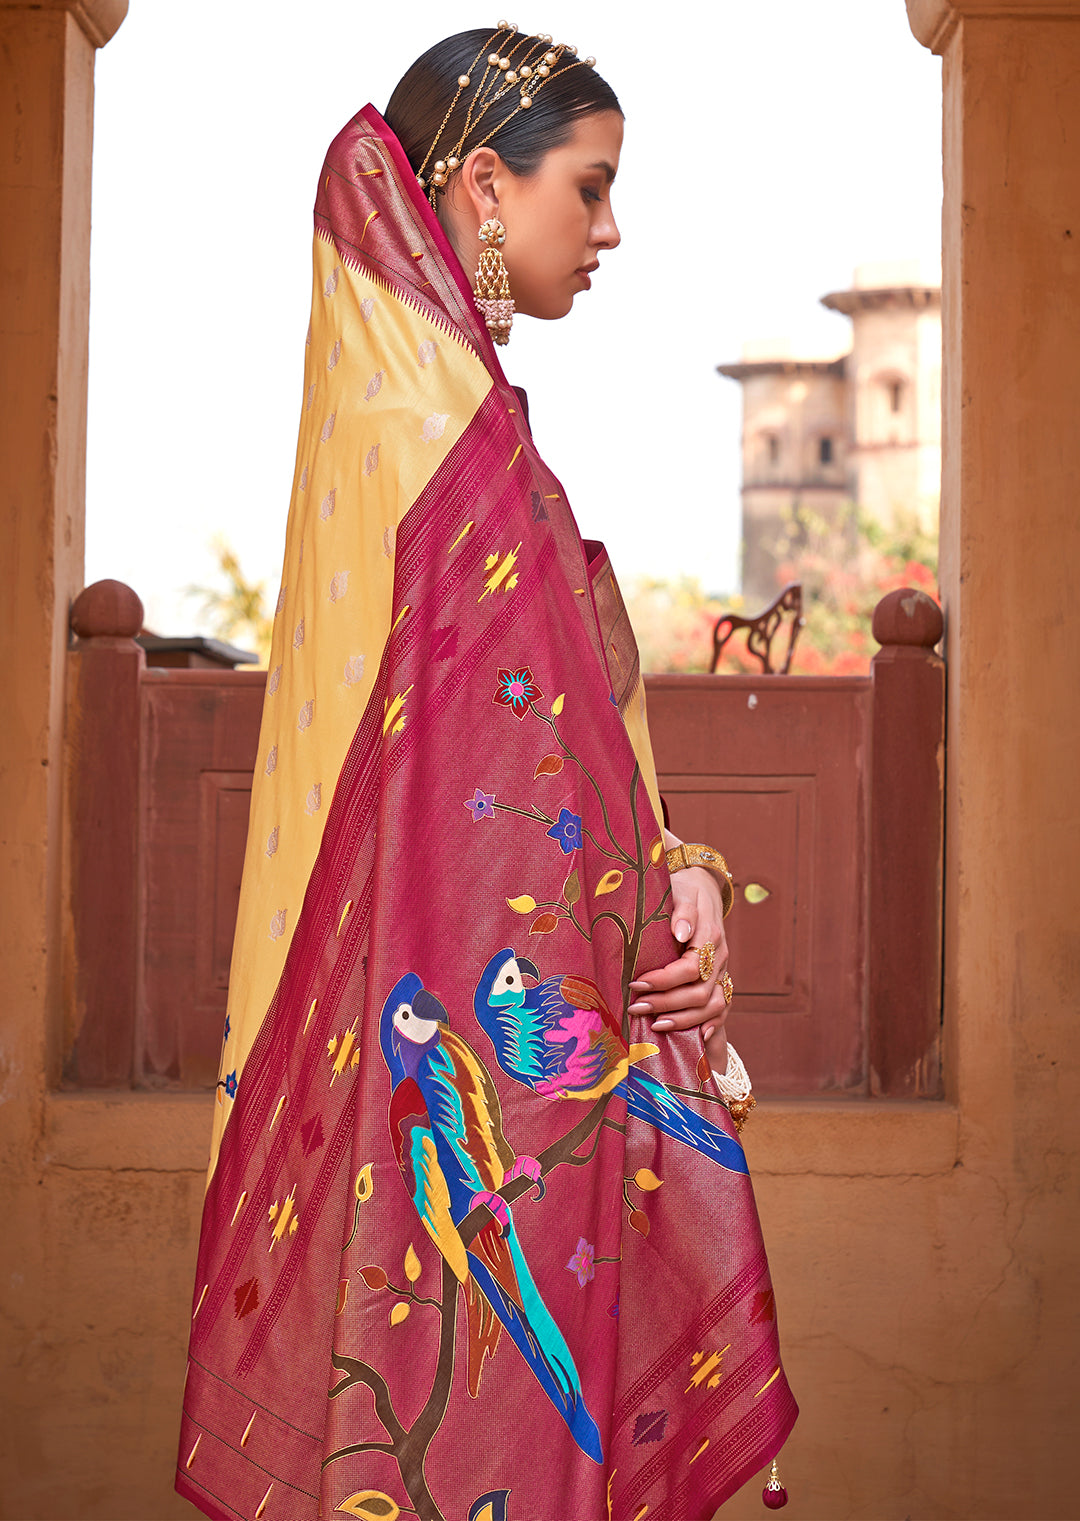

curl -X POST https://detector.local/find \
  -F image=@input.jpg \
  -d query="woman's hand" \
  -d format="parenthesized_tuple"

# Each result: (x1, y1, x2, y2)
(628, 864, 731, 1071)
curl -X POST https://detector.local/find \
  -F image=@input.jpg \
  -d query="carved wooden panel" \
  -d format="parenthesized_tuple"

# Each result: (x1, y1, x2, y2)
(646, 675, 872, 1095)
(138, 672, 264, 1089)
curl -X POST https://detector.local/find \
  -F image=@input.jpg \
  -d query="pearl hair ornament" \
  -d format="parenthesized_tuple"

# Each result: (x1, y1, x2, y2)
(415, 22, 599, 209)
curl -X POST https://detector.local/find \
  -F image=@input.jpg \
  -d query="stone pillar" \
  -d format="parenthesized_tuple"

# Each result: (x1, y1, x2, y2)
(0, 0, 127, 1125)
(906, 0, 1080, 1504)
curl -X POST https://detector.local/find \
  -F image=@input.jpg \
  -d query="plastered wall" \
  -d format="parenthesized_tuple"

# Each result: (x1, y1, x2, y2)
(2, 2, 1079, 1518)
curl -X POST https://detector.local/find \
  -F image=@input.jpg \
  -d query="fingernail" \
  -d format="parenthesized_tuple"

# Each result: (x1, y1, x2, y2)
(627, 1001, 652, 1014)
(702, 1024, 715, 1041)
(629, 981, 652, 993)
(675, 921, 691, 942)
(651, 1019, 674, 1031)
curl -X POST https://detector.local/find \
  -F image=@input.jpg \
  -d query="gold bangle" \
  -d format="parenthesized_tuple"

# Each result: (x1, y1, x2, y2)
(665, 842, 734, 918)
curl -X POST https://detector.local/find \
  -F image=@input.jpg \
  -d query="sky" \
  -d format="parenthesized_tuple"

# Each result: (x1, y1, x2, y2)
(85, 0, 942, 637)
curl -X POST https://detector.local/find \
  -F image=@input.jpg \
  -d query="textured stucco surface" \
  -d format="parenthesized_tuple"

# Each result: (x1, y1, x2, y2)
(3, 2, 1079, 1518)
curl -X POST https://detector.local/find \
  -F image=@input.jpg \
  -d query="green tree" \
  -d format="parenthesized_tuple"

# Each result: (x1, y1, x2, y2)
(186, 536, 273, 666)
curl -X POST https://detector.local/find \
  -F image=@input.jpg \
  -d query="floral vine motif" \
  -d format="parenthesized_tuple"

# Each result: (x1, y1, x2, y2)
(464, 788, 496, 822)
(492, 666, 542, 718)
(546, 807, 583, 854)
(479, 665, 672, 997)
(320, 667, 674, 1520)
(567, 1237, 595, 1286)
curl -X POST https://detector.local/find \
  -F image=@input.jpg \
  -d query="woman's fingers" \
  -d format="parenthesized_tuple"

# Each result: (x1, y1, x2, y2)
(647, 987, 731, 1034)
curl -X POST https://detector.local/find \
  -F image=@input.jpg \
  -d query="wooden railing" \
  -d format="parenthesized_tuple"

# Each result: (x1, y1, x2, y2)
(63, 581, 944, 1098)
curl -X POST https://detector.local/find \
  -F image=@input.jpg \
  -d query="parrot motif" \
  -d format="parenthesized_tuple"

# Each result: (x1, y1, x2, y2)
(473, 950, 749, 1176)
(378, 972, 604, 1463)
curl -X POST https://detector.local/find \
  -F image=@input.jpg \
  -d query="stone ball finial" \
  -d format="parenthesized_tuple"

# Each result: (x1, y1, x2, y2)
(70, 580, 145, 640)
(872, 587, 943, 649)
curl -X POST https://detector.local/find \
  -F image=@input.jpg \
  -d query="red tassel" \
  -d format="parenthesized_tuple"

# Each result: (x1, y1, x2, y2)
(762, 1457, 789, 1510)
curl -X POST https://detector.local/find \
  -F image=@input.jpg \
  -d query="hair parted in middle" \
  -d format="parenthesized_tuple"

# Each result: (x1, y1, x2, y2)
(384, 24, 621, 209)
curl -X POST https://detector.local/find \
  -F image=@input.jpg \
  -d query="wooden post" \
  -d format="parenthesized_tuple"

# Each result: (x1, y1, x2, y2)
(867, 587, 945, 1096)
(64, 579, 144, 1085)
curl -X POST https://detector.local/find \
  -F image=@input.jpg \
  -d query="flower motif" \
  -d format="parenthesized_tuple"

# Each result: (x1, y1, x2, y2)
(464, 788, 496, 822)
(493, 667, 541, 719)
(224, 1070, 238, 1098)
(547, 808, 582, 855)
(567, 1237, 595, 1287)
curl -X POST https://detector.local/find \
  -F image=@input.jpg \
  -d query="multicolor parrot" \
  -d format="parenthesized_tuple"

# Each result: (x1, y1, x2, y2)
(378, 972, 604, 1464)
(472, 949, 749, 1176)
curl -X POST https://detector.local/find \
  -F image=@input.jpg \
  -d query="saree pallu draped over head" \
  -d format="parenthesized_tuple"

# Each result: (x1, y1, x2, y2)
(178, 106, 796, 1521)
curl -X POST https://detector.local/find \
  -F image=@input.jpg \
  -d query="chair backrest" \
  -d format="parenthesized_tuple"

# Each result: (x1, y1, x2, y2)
(710, 582, 804, 675)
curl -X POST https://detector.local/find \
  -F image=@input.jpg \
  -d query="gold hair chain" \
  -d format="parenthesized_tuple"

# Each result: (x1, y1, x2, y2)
(417, 21, 597, 210)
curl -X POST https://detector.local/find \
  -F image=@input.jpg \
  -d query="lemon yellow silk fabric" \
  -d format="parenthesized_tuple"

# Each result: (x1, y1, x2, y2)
(209, 232, 492, 1174)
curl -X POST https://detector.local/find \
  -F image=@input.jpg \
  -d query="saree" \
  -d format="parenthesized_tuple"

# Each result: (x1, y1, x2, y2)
(177, 106, 796, 1521)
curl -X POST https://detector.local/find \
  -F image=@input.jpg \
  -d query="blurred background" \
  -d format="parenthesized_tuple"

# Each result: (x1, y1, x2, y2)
(85, 0, 942, 672)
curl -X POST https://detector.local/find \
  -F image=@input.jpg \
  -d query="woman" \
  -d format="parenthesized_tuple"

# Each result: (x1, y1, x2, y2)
(178, 27, 796, 1521)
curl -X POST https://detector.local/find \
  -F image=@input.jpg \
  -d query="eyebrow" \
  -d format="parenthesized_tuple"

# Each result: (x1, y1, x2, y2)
(587, 160, 617, 184)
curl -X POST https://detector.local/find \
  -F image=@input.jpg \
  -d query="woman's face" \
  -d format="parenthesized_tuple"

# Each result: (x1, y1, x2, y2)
(466, 110, 624, 321)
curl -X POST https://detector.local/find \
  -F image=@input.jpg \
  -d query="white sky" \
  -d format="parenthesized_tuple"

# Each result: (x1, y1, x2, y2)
(86, 1, 942, 636)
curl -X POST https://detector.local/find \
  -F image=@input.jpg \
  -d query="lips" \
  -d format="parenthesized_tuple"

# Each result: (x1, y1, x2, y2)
(576, 262, 599, 289)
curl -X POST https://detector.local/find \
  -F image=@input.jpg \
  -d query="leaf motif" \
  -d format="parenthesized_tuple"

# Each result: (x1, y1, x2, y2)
(365, 370, 385, 401)
(354, 1163, 374, 1202)
(595, 869, 624, 897)
(269, 908, 286, 941)
(359, 1265, 388, 1290)
(335, 1279, 349, 1316)
(364, 443, 380, 477)
(628, 1209, 650, 1237)
(336, 1491, 401, 1519)
(551, 693, 565, 716)
(632, 1409, 668, 1446)
(233, 1278, 259, 1320)
(324, 266, 339, 297)
(320, 487, 337, 520)
(695, 1051, 712, 1089)
(300, 1114, 324, 1155)
(563, 868, 580, 906)
(529, 913, 559, 936)
(534, 754, 564, 778)
(417, 339, 438, 367)
(321, 411, 336, 442)
(389, 1301, 410, 1326)
(751, 1288, 776, 1324)
(745, 882, 771, 904)
(649, 834, 665, 866)
(360, 298, 375, 323)
(634, 1168, 664, 1192)
(421, 412, 449, 442)
(506, 894, 537, 914)
(404, 1243, 422, 1283)
(306, 382, 315, 413)
(327, 339, 341, 370)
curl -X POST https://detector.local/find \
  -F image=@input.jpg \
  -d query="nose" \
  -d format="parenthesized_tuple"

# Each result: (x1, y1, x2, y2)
(593, 205, 621, 252)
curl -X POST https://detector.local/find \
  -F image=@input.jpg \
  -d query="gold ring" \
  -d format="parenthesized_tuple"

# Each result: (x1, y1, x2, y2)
(720, 972, 734, 1005)
(697, 942, 716, 981)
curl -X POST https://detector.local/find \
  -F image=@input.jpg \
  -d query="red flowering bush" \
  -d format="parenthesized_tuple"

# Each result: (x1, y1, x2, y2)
(626, 506, 939, 676)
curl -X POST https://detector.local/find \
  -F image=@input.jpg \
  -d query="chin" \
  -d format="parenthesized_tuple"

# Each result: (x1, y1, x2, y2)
(515, 288, 577, 322)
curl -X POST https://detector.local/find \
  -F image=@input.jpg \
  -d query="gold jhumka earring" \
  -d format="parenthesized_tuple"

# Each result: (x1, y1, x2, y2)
(415, 24, 599, 346)
(474, 217, 514, 345)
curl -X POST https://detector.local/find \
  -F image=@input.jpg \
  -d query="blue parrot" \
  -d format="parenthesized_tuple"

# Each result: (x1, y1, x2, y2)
(378, 972, 604, 1464)
(473, 949, 749, 1177)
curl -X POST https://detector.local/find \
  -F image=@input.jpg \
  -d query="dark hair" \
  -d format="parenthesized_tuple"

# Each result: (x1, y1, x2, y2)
(385, 28, 621, 184)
